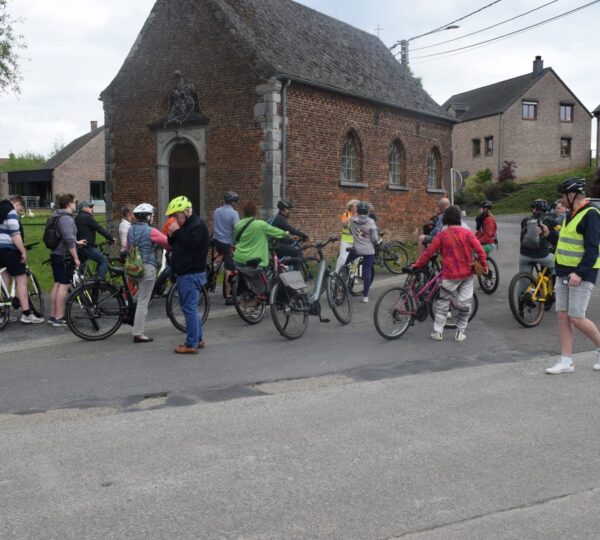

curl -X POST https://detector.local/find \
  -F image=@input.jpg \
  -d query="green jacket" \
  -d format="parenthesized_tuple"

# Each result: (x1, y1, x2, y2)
(233, 217, 287, 267)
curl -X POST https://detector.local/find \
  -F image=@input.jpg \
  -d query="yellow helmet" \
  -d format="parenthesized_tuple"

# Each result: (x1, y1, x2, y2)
(165, 195, 192, 216)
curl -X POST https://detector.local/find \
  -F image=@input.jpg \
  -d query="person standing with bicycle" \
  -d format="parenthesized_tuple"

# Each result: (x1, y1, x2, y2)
(75, 201, 115, 281)
(0, 195, 44, 324)
(411, 206, 487, 342)
(126, 203, 170, 344)
(545, 178, 600, 374)
(167, 196, 210, 354)
(346, 201, 379, 303)
(212, 191, 240, 305)
(475, 200, 497, 255)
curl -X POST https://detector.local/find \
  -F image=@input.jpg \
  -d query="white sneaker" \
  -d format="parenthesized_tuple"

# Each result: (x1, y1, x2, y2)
(455, 330, 467, 342)
(593, 354, 600, 371)
(430, 331, 443, 341)
(20, 313, 44, 324)
(362, 297, 369, 303)
(545, 362, 574, 375)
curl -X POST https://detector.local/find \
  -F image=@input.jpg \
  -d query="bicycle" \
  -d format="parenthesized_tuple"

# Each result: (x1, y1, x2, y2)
(374, 234, 410, 274)
(165, 278, 210, 333)
(270, 236, 352, 339)
(508, 263, 554, 328)
(373, 263, 479, 340)
(477, 254, 499, 295)
(0, 242, 44, 329)
(338, 250, 375, 297)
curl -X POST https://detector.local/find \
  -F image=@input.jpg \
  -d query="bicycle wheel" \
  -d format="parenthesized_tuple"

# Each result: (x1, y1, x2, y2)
(231, 274, 266, 324)
(166, 282, 210, 333)
(326, 273, 352, 324)
(477, 256, 499, 295)
(270, 282, 309, 339)
(27, 270, 44, 317)
(427, 289, 479, 329)
(382, 241, 410, 274)
(65, 281, 125, 341)
(346, 259, 375, 297)
(0, 287, 10, 330)
(508, 272, 544, 327)
(373, 286, 414, 339)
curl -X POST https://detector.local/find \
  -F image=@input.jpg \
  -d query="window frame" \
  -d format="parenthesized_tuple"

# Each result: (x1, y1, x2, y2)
(484, 136, 494, 157)
(560, 137, 572, 157)
(472, 138, 481, 158)
(90, 180, 106, 201)
(522, 101, 538, 121)
(427, 147, 442, 192)
(340, 132, 364, 186)
(560, 103, 574, 123)
(388, 140, 407, 190)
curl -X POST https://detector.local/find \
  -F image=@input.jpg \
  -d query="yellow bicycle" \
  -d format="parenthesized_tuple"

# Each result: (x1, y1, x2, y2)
(508, 264, 554, 327)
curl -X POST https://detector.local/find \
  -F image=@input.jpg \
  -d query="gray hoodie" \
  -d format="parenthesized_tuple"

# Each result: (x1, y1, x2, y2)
(349, 215, 378, 256)
(51, 209, 78, 256)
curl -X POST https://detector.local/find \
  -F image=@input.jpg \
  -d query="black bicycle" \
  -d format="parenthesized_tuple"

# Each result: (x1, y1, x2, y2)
(477, 254, 499, 295)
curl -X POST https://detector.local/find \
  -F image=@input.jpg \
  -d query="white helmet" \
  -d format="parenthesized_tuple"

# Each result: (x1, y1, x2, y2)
(133, 203, 155, 215)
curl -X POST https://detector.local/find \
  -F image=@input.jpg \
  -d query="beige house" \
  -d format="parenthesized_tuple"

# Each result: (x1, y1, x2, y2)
(593, 105, 600, 160)
(444, 57, 591, 180)
(8, 122, 105, 208)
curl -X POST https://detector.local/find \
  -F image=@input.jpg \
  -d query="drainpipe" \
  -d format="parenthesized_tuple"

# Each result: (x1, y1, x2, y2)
(280, 78, 291, 200)
(497, 112, 503, 178)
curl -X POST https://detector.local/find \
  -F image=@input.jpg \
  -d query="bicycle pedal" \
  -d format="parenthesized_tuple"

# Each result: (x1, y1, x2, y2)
(319, 317, 331, 323)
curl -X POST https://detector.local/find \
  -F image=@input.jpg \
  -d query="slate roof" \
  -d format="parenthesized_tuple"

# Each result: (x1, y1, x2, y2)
(42, 126, 104, 170)
(210, 0, 451, 121)
(442, 69, 553, 122)
(593, 104, 600, 115)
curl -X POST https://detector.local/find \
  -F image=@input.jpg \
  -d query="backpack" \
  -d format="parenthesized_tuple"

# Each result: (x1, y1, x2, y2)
(43, 215, 63, 249)
(522, 218, 541, 250)
(125, 228, 145, 279)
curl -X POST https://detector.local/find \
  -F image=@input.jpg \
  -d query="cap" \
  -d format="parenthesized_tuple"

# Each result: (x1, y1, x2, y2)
(77, 200, 94, 211)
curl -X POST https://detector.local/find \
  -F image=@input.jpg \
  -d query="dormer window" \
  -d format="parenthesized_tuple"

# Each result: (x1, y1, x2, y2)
(522, 101, 537, 120)
(560, 104, 574, 123)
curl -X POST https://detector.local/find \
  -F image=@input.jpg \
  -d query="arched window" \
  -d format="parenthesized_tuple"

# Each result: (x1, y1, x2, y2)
(388, 141, 405, 186)
(427, 147, 442, 190)
(341, 132, 361, 183)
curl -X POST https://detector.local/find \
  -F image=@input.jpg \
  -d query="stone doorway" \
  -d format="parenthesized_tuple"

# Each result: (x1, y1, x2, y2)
(169, 142, 200, 214)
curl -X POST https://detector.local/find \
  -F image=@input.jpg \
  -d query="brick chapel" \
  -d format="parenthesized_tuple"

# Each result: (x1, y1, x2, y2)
(101, 0, 454, 239)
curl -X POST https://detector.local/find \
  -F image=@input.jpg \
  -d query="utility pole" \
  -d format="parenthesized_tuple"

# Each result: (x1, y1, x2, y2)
(391, 25, 459, 65)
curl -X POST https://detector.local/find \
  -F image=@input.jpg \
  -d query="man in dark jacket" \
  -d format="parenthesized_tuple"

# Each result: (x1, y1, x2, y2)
(518, 199, 555, 274)
(75, 201, 114, 280)
(270, 200, 308, 262)
(166, 195, 210, 354)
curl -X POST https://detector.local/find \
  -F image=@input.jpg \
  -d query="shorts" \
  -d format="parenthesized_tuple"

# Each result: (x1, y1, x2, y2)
(554, 278, 594, 318)
(0, 248, 26, 276)
(213, 240, 235, 271)
(51, 254, 74, 285)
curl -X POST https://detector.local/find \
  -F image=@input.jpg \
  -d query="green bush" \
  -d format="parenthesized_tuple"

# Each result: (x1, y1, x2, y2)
(462, 176, 486, 207)
(453, 192, 465, 206)
(500, 180, 519, 193)
(483, 182, 503, 201)
(475, 168, 493, 183)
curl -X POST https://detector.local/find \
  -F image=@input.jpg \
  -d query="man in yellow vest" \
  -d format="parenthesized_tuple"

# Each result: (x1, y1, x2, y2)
(545, 178, 600, 374)
(335, 199, 359, 272)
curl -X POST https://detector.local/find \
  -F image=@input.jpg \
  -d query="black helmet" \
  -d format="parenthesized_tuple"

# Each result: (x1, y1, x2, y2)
(277, 200, 293, 210)
(224, 191, 240, 204)
(356, 201, 370, 215)
(557, 177, 587, 195)
(530, 199, 549, 213)
(480, 200, 493, 209)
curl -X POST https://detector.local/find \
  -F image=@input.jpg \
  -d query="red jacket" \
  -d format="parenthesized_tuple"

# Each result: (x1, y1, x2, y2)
(413, 226, 488, 280)
(476, 213, 497, 245)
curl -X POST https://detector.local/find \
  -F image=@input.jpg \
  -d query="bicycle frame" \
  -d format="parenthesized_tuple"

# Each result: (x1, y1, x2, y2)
(397, 270, 442, 315)
(529, 267, 552, 303)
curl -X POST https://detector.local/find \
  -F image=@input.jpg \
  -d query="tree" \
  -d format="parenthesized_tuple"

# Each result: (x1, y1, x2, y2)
(0, 0, 26, 94)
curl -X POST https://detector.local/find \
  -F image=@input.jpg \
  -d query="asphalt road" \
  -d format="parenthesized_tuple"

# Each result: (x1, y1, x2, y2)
(2, 219, 600, 539)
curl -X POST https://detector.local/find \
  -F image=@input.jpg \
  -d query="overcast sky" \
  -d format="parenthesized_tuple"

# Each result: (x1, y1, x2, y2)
(1, 0, 598, 158)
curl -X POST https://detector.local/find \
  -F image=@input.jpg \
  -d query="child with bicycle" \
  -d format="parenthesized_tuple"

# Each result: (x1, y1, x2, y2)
(411, 205, 487, 342)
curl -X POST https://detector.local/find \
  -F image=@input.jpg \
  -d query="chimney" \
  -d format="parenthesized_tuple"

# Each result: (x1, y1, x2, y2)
(533, 56, 544, 76)
(90, 120, 98, 131)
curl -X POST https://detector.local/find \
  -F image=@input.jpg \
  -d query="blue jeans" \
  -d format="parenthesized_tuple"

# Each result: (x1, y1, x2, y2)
(80, 246, 108, 280)
(345, 252, 375, 297)
(177, 272, 206, 347)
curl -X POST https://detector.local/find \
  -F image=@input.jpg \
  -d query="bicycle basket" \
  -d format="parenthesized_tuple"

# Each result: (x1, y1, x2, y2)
(238, 267, 267, 296)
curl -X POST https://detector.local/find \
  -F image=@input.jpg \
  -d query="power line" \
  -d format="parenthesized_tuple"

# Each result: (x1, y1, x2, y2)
(410, 0, 558, 52)
(390, 0, 503, 50)
(411, 0, 600, 61)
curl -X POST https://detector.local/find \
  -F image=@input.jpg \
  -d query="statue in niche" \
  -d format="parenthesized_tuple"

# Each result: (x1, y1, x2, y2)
(165, 71, 197, 127)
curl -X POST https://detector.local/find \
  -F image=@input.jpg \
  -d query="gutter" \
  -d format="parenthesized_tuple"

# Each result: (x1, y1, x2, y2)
(280, 77, 291, 200)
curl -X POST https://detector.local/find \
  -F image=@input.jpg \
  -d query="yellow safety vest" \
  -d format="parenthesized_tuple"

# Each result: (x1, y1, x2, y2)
(341, 212, 353, 244)
(555, 206, 600, 269)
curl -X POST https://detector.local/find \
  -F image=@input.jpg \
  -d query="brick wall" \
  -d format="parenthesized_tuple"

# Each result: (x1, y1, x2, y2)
(452, 71, 591, 181)
(103, 0, 453, 242)
(53, 130, 105, 203)
(0, 172, 8, 199)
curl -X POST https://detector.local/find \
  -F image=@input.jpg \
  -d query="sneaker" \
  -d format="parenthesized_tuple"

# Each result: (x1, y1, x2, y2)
(20, 313, 44, 324)
(455, 330, 467, 342)
(52, 318, 67, 327)
(593, 353, 600, 371)
(545, 362, 574, 375)
(47, 316, 56, 325)
(174, 344, 198, 354)
(224, 297, 234, 306)
(430, 331, 443, 341)
(362, 297, 369, 303)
